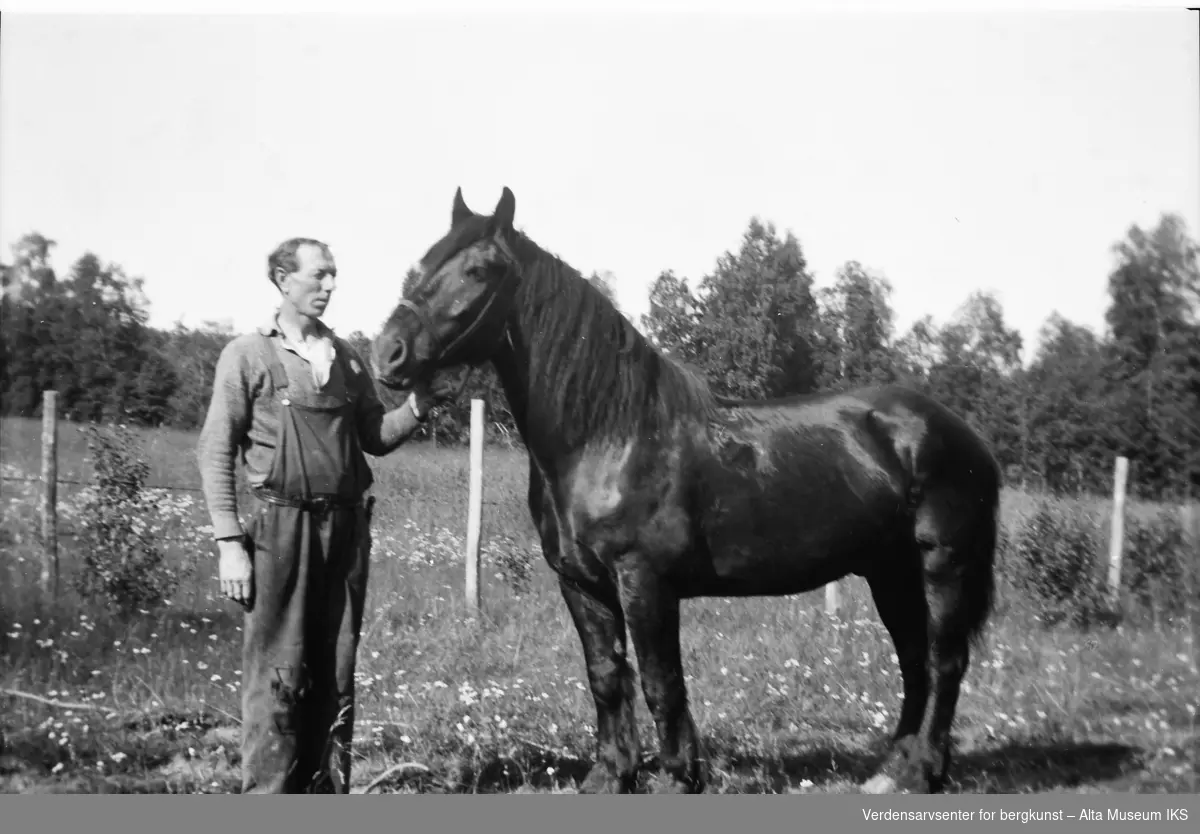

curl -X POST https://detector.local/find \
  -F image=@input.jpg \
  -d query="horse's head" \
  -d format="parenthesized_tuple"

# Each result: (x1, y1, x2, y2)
(373, 186, 522, 391)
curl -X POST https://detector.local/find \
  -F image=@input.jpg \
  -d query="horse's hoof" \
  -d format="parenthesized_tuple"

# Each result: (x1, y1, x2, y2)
(645, 772, 698, 794)
(578, 764, 627, 794)
(861, 774, 901, 794)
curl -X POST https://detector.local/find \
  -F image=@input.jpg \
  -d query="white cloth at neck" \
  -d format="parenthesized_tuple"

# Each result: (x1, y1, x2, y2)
(284, 331, 336, 389)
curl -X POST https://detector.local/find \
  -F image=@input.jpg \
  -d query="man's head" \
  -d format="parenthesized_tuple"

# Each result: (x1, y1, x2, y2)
(268, 238, 337, 319)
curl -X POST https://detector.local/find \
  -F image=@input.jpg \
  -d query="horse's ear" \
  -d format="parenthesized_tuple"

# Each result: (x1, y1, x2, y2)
(492, 186, 516, 231)
(452, 187, 472, 226)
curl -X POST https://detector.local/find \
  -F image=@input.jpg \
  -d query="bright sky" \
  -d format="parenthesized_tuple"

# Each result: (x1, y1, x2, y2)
(2, 2, 1197, 363)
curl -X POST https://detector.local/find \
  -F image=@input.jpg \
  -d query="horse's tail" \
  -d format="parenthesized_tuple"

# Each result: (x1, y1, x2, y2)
(866, 389, 1001, 647)
(932, 414, 1002, 650)
(959, 485, 1000, 648)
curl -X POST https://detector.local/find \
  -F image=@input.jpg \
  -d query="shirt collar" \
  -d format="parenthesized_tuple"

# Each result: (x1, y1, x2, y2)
(257, 309, 336, 343)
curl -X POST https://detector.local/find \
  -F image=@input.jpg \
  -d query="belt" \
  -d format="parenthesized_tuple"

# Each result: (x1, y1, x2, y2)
(251, 487, 369, 513)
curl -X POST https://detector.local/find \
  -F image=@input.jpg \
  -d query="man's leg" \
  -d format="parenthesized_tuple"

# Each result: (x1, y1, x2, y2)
(307, 500, 372, 793)
(240, 502, 314, 794)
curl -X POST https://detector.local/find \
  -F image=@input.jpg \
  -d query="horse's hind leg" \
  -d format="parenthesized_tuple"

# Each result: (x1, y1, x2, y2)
(915, 535, 989, 792)
(559, 578, 641, 793)
(916, 500, 997, 792)
(862, 548, 932, 793)
(614, 560, 705, 793)
(864, 509, 995, 794)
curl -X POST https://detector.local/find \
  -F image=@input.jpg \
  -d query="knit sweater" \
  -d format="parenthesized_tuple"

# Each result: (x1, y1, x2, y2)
(196, 314, 422, 541)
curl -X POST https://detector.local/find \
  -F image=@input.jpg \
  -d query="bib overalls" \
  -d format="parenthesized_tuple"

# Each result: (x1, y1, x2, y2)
(239, 334, 376, 794)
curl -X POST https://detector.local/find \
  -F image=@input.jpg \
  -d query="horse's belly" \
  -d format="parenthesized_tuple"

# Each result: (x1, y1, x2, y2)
(681, 468, 903, 598)
(685, 526, 858, 597)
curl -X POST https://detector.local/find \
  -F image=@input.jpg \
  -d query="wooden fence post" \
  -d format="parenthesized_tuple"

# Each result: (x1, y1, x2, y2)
(39, 390, 59, 600)
(1182, 502, 1198, 674)
(825, 581, 839, 617)
(1107, 455, 1128, 604)
(464, 398, 484, 620)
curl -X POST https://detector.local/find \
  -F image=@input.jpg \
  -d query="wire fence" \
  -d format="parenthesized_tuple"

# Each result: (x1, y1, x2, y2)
(1, 474, 505, 504)
(1, 474, 205, 493)
(7, 392, 505, 613)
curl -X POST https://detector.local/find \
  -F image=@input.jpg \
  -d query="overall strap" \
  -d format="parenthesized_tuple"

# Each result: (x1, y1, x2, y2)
(257, 333, 290, 397)
(333, 337, 364, 394)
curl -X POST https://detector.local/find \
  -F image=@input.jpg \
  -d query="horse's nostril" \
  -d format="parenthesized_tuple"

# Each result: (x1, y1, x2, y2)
(390, 339, 407, 368)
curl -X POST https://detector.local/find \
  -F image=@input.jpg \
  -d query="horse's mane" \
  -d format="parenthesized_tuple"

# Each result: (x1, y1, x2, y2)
(503, 230, 720, 445)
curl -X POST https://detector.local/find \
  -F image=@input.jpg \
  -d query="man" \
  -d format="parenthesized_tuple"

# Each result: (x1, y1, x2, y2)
(197, 237, 453, 794)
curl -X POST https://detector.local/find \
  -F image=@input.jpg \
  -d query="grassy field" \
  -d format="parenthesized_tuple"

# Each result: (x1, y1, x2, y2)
(1, 415, 1197, 794)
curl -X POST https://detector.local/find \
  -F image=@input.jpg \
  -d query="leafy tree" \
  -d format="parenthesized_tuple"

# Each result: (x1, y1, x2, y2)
(640, 269, 703, 364)
(55, 253, 156, 422)
(159, 321, 236, 428)
(1, 233, 60, 415)
(691, 218, 820, 399)
(814, 260, 898, 389)
(640, 269, 703, 363)
(892, 314, 943, 391)
(890, 292, 1025, 477)
(1, 239, 170, 426)
(1103, 213, 1200, 498)
(1023, 314, 1113, 493)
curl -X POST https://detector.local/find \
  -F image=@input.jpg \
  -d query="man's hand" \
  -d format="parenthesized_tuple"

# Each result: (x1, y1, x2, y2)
(410, 373, 461, 420)
(218, 537, 254, 610)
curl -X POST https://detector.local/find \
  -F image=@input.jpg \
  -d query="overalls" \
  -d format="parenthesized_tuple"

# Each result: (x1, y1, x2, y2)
(239, 334, 376, 794)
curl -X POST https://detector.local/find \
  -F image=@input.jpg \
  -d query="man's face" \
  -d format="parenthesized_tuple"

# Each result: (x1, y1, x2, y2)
(278, 243, 337, 318)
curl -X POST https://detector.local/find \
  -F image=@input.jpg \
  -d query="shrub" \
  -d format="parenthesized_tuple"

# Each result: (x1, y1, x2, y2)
(1122, 509, 1195, 622)
(1006, 500, 1112, 628)
(484, 534, 539, 595)
(72, 423, 186, 617)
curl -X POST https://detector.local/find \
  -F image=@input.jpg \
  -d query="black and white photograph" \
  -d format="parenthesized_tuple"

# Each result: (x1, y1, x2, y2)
(0, 0, 1197, 803)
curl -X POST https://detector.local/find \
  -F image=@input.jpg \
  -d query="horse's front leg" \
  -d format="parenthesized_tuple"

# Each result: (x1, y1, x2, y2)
(615, 557, 706, 793)
(559, 577, 641, 793)
(530, 464, 640, 793)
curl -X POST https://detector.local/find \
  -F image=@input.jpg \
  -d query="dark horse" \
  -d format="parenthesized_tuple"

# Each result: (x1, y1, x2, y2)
(371, 187, 1001, 795)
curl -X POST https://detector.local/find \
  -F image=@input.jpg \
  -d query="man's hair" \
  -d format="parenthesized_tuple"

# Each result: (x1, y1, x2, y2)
(267, 238, 332, 286)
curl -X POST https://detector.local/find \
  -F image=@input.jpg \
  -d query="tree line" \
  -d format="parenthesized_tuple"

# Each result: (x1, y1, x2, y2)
(2, 212, 1197, 502)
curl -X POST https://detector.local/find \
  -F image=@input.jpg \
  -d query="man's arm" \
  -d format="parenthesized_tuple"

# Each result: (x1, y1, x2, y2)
(197, 339, 253, 541)
(349, 345, 428, 456)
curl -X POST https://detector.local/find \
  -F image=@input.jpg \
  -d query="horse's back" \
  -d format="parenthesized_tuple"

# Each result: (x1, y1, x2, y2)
(857, 384, 1001, 495)
(675, 386, 923, 593)
(700, 382, 1002, 557)
(766, 383, 999, 479)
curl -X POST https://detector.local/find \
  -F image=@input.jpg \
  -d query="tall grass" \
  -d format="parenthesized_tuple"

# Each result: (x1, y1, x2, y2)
(1, 416, 1197, 794)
